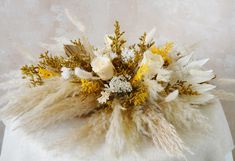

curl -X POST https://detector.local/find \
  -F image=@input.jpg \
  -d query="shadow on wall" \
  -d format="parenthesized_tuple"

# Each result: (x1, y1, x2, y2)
(222, 101, 235, 160)
(0, 122, 5, 154)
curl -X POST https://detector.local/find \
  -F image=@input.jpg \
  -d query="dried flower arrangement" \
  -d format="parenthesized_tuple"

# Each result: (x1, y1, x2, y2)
(0, 21, 216, 158)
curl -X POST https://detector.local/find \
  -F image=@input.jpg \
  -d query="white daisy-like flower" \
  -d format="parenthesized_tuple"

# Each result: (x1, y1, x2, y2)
(121, 48, 135, 62)
(61, 67, 72, 80)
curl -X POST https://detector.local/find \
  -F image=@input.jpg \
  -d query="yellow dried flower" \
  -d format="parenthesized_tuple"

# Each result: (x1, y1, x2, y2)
(151, 42, 173, 65)
(129, 85, 148, 106)
(38, 68, 58, 79)
(132, 65, 148, 84)
(80, 79, 102, 94)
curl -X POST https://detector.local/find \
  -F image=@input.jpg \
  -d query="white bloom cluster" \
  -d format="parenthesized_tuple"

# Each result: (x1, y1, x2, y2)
(121, 49, 135, 62)
(108, 75, 132, 93)
(97, 91, 111, 104)
(97, 75, 133, 104)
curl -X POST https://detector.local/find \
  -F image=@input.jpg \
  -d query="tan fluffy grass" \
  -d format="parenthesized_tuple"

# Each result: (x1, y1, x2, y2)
(0, 77, 81, 120)
(55, 109, 112, 151)
(22, 95, 98, 132)
(132, 105, 187, 157)
(161, 101, 210, 132)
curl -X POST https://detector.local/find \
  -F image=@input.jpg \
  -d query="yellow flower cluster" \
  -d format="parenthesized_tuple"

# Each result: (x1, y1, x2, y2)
(80, 79, 102, 94)
(38, 68, 58, 78)
(151, 42, 173, 65)
(129, 85, 148, 106)
(132, 65, 148, 84)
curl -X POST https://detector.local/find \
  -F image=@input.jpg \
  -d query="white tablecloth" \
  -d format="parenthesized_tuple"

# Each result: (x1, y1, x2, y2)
(0, 100, 233, 161)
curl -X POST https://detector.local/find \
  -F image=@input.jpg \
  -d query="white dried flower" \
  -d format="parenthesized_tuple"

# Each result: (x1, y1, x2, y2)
(97, 90, 111, 104)
(108, 76, 132, 93)
(97, 76, 133, 104)
(61, 67, 72, 80)
(121, 48, 135, 62)
(91, 55, 114, 80)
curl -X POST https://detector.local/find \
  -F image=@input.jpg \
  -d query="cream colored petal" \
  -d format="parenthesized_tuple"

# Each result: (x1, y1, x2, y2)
(91, 56, 114, 80)
(165, 90, 179, 102)
(74, 67, 93, 79)
(157, 69, 172, 82)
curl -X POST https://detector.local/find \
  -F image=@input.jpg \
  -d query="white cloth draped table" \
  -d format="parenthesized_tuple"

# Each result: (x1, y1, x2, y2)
(0, 100, 233, 161)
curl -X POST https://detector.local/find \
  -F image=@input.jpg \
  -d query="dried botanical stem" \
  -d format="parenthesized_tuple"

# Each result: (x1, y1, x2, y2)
(39, 51, 64, 73)
(109, 21, 126, 55)
(21, 65, 43, 86)
(64, 42, 92, 71)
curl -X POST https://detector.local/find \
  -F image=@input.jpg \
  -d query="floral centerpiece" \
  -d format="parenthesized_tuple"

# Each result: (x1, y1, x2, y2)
(0, 21, 216, 159)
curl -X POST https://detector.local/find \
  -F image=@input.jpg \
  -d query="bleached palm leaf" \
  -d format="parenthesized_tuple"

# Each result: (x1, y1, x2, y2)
(181, 94, 215, 105)
(187, 58, 209, 69)
(176, 53, 193, 67)
(187, 69, 215, 84)
(192, 83, 216, 93)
